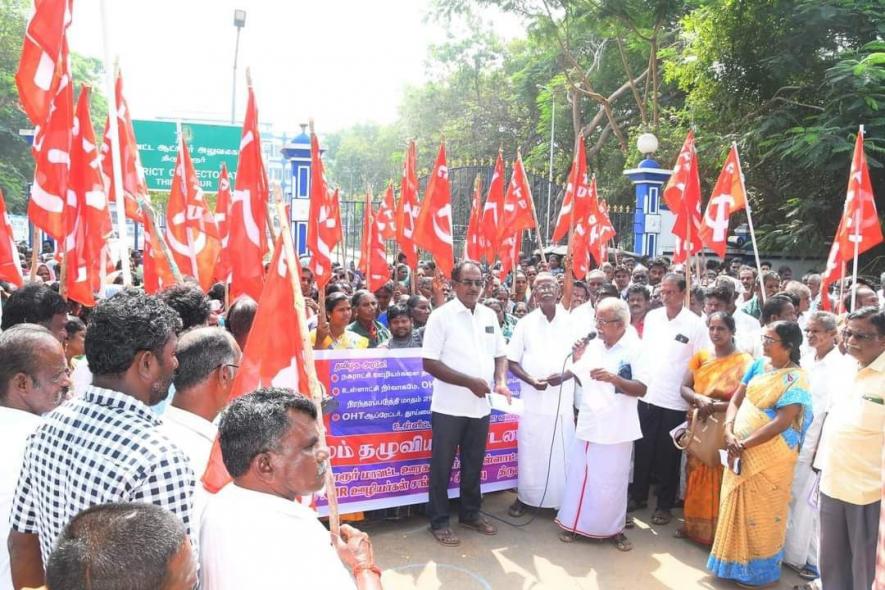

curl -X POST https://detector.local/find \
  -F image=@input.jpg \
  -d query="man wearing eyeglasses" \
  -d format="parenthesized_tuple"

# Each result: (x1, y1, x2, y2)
(423, 261, 511, 547)
(160, 327, 242, 535)
(816, 306, 885, 590)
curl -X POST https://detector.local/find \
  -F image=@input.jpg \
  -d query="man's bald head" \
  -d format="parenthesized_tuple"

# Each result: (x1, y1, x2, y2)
(173, 327, 240, 393)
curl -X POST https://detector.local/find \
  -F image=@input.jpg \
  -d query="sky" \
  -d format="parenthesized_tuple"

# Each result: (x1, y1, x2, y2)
(68, 0, 526, 135)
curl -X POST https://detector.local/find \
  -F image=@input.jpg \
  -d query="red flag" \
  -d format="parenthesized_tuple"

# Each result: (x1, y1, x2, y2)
(376, 183, 397, 241)
(165, 136, 221, 290)
(359, 192, 390, 292)
(0, 190, 24, 287)
(64, 86, 112, 305)
(698, 146, 747, 258)
(552, 135, 587, 243)
(663, 131, 703, 263)
(213, 164, 232, 284)
(569, 174, 597, 279)
(99, 72, 148, 223)
(203, 232, 311, 492)
(465, 175, 484, 261)
(142, 212, 177, 294)
(820, 128, 883, 310)
(590, 196, 616, 266)
(306, 131, 340, 287)
(480, 150, 506, 262)
(498, 153, 536, 244)
(837, 129, 882, 259)
(396, 140, 419, 268)
(27, 45, 72, 242)
(228, 86, 269, 301)
(499, 232, 522, 279)
(16, 0, 71, 127)
(413, 142, 454, 277)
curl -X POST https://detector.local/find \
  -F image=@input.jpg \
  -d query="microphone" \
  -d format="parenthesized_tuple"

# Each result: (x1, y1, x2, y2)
(569, 331, 597, 359)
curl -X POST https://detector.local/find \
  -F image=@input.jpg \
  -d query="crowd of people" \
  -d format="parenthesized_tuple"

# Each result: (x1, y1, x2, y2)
(0, 246, 884, 589)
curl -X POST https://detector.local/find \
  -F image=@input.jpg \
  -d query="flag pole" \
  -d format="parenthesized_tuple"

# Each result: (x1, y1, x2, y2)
(29, 227, 40, 281)
(271, 183, 340, 535)
(99, 1, 132, 286)
(364, 188, 373, 290)
(850, 125, 865, 312)
(732, 143, 766, 304)
(517, 148, 547, 264)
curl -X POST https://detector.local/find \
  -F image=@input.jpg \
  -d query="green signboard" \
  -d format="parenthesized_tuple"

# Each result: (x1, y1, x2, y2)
(132, 119, 240, 191)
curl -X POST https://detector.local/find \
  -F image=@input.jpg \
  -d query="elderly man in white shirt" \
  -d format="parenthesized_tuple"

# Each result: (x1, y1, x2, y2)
(629, 273, 709, 525)
(784, 311, 855, 581)
(506, 272, 576, 517)
(160, 327, 241, 532)
(556, 298, 648, 551)
(422, 261, 511, 547)
(200, 388, 382, 590)
(0, 325, 70, 590)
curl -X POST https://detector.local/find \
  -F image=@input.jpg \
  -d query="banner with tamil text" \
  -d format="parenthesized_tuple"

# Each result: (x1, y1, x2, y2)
(313, 348, 521, 516)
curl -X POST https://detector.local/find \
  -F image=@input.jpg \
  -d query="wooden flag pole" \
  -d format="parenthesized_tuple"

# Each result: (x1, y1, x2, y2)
(99, 1, 132, 286)
(850, 125, 865, 312)
(732, 143, 766, 304)
(271, 183, 341, 535)
(29, 227, 40, 281)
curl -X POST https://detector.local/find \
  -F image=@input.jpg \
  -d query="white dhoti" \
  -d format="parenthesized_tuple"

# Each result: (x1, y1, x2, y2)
(555, 438, 632, 538)
(784, 412, 826, 570)
(517, 410, 575, 507)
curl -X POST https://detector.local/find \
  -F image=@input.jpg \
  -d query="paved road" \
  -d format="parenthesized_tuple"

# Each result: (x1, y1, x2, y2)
(366, 490, 804, 589)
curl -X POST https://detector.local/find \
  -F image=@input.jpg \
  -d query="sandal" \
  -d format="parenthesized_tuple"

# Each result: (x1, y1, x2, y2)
(508, 500, 528, 518)
(625, 516, 635, 529)
(430, 527, 461, 546)
(558, 530, 576, 543)
(673, 527, 688, 539)
(460, 517, 497, 535)
(651, 510, 672, 525)
(797, 566, 818, 581)
(611, 532, 633, 552)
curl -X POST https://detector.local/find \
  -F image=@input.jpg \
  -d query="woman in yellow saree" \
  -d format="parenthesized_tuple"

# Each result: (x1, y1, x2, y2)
(679, 312, 753, 545)
(708, 321, 812, 588)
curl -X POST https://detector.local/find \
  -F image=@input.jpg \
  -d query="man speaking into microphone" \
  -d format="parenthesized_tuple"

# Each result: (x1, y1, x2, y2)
(422, 261, 511, 547)
(555, 298, 648, 552)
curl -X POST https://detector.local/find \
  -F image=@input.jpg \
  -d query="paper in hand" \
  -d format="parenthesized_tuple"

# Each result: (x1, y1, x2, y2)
(488, 392, 524, 416)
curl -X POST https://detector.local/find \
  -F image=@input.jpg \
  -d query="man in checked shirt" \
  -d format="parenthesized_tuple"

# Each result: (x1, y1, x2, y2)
(7, 290, 194, 590)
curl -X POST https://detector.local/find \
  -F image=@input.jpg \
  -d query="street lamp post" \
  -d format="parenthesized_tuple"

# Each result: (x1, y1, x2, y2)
(231, 9, 247, 124)
(536, 84, 557, 245)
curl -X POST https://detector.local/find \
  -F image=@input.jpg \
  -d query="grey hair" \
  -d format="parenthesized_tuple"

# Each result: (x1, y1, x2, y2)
(0, 324, 59, 399)
(806, 311, 838, 332)
(596, 297, 631, 324)
(172, 327, 240, 393)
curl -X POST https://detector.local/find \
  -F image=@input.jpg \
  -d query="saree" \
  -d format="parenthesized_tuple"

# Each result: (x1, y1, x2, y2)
(707, 358, 812, 586)
(683, 350, 753, 545)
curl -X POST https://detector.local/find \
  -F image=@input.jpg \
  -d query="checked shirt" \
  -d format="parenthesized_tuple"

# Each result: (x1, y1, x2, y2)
(9, 385, 196, 561)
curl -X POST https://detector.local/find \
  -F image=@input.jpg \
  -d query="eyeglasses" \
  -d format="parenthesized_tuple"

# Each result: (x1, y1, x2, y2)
(760, 335, 781, 345)
(595, 318, 623, 327)
(457, 279, 484, 288)
(842, 329, 877, 342)
(534, 283, 556, 292)
(215, 363, 240, 373)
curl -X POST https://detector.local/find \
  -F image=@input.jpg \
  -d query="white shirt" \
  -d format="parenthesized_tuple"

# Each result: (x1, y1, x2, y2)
(642, 306, 709, 411)
(733, 309, 762, 357)
(159, 405, 217, 533)
(801, 346, 856, 465)
(200, 483, 356, 590)
(0, 408, 42, 590)
(572, 335, 648, 444)
(422, 298, 506, 418)
(570, 302, 596, 339)
(507, 305, 574, 416)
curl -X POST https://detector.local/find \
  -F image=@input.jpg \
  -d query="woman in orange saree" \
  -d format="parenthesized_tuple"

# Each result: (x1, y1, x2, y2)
(678, 312, 753, 545)
(708, 321, 812, 588)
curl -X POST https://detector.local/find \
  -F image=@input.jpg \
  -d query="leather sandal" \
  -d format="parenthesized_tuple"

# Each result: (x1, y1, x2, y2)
(508, 500, 528, 518)
(611, 532, 633, 551)
(460, 517, 497, 535)
(430, 527, 461, 546)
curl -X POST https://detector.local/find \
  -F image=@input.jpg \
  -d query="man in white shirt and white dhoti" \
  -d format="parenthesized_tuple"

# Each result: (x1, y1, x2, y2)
(555, 298, 647, 551)
(506, 273, 576, 517)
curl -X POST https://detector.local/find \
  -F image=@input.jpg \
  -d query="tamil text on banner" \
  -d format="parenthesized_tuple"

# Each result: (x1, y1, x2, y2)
(312, 348, 521, 516)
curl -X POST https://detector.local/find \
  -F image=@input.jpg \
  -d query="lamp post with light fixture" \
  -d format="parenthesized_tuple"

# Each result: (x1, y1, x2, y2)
(231, 9, 247, 123)
(622, 132, 672, 256)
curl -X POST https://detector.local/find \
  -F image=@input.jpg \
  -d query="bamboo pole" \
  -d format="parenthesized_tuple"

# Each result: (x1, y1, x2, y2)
(29, 227, 40, 281)
(517, 148, 547, 264)
(271, 183, 341, 535)
(850, 125, 865, 312)
(732, 143, 766, 304)
(99, 1, 132, 286)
